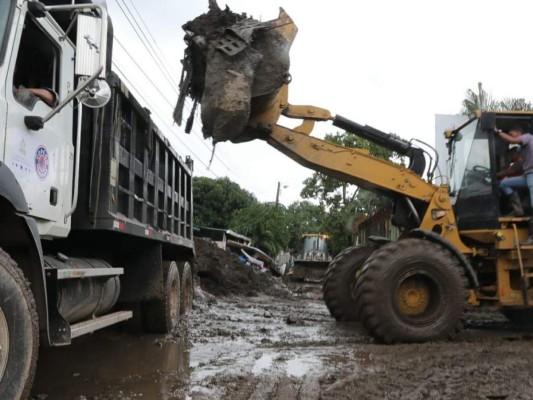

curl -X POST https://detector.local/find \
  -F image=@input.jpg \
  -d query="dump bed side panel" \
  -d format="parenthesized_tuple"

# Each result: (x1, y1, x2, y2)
(73, 73, 193, 251)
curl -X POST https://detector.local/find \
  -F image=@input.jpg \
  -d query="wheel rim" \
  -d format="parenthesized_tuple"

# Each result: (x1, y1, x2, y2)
(169, 278, 179, 321)
(394, 269, 441, 324)
(0, 306, 9, 379)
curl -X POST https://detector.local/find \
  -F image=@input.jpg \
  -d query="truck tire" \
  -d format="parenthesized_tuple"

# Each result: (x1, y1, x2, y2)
(353, 239, 467, 343)
(144, 261, 181, 333)
(0, 248, 39, 400)
(322, 244, 377, 321)
(178, 261, 193, 315)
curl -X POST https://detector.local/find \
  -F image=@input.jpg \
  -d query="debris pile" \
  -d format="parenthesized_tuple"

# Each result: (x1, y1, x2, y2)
(194, 238, 291, 298)
(174, 0, 296, 143)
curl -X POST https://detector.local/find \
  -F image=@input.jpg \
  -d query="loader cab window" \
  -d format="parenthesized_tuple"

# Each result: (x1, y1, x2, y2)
(0, 0, 14, 65)
(450, 119, 499, 228)
(12, 15, 59, 109)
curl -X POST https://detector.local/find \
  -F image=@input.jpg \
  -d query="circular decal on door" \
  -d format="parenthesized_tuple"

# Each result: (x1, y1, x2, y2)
(35, 145, 49, 180)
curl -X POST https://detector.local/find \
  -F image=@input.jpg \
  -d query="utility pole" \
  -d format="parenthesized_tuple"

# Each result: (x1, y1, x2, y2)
(275, 181, 281, 206)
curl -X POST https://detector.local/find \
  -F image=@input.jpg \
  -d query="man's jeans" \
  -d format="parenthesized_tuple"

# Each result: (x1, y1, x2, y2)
(500, 173, 533, 211)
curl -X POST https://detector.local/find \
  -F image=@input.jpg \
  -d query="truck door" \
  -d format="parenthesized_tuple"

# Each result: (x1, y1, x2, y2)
(3, 7, 75, 237)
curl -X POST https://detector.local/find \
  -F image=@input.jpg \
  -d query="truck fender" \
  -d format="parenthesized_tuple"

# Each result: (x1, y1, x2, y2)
(0, 161, 29, 213)
(0, 170, 51, 345)
(407, 229, 479, 288)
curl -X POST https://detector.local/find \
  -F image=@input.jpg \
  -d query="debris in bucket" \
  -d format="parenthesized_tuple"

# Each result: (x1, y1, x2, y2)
(174, 0, 296, 143)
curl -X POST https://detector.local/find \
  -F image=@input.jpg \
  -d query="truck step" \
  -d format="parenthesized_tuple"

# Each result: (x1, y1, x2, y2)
(55, 267, 124, 280)
(70, 311, 132, 339)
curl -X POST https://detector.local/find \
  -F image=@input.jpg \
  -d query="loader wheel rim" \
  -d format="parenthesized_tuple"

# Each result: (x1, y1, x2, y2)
(0, 307, 9, 379)
(394, 269, 441, 323)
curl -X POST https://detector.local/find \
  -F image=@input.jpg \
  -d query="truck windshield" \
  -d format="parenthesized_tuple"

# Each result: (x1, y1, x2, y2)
(0, 0, 13, 65)
(449, 118, 492, 204)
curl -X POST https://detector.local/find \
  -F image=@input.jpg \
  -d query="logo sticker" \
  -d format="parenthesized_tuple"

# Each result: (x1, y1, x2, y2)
(35, 145, 49, 180)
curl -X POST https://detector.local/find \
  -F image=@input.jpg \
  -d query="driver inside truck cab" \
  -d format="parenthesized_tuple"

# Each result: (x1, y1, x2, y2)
(12, 14, 59, 109)
(13, 85, 58, 108)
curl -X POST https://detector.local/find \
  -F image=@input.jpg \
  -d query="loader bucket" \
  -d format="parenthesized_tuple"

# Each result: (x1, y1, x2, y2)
(176, 3, 298, 143)
(286, 261, 330, 283)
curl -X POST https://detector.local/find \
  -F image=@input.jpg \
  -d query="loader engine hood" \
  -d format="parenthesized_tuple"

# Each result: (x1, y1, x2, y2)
(174, 1, 297, 143)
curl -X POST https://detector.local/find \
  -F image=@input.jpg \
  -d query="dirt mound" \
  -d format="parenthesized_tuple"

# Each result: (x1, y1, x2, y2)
(194, 238, 290, 298)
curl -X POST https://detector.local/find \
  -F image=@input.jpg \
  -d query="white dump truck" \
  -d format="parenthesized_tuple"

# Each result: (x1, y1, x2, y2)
(0, 1, 195, 398)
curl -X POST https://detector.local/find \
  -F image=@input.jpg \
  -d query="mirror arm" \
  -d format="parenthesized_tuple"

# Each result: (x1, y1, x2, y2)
(25, 66, 103, 130)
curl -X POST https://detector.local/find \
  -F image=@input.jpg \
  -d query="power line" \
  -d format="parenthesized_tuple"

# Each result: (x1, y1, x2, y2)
(128, 0, 181, 89)
(109, 1, 273, 200)
(112, 61, 219, 177)
(112, 0, 245, 177)
(113, 36, 241, 176)
(113, 0, 179, 92)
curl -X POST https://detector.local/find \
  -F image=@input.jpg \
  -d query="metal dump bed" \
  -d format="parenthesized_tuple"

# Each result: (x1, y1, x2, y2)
(73, 72, 193, 251)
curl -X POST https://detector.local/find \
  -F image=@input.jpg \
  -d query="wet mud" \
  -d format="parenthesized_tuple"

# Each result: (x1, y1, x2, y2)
(30, 240, 533, 399)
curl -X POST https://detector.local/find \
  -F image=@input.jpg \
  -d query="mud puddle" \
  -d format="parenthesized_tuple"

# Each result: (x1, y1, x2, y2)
(32, 289, 533, 400)
(31, 330, 190, 399)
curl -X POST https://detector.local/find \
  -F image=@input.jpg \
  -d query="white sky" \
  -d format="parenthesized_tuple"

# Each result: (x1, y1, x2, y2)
(105, 0, 533, 206)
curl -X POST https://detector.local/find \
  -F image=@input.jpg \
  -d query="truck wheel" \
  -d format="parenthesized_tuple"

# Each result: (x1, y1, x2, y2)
(0, 249, 39, 400)
(178, 262, 193, 315)
(322, 244, 377, 321)
(144, 261, 181, 333)
(353, 239, 467, 343)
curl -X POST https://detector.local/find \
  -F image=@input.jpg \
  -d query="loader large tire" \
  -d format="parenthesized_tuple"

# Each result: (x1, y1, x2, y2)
(353, 239, 467, 343)
(322, 244, 378, 321)
(144, 261, 181, 333)
(0, 248, 39, 400)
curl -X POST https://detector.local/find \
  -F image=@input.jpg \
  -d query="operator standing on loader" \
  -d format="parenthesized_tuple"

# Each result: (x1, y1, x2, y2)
(496, 126, 533, 244)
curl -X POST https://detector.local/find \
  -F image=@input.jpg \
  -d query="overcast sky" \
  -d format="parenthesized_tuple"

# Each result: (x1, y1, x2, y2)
(105, 0, 533, 206)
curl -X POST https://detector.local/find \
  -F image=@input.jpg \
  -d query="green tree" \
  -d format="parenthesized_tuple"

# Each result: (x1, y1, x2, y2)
(461, 82, 533, 114)
(230, 202, 289, 256)
(193, 176, 256, 228)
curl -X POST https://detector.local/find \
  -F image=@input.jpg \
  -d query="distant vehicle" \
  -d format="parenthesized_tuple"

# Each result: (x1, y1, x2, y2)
(297, 234, 332, 263)
(286, 234, 332, 281)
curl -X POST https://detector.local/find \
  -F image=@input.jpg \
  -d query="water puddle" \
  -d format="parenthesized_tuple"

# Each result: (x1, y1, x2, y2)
(285, 355, 322, 378)
(31, 331, 190, 399)
(252, 353, 274, 374)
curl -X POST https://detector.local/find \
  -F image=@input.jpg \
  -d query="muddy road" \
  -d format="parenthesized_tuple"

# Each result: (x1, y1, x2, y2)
(29, 240, 533, 399)
(30, 279, 533, 400)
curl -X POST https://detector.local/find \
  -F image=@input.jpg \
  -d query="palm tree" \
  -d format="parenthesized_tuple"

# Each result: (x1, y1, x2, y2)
(461, 82, 533, 114)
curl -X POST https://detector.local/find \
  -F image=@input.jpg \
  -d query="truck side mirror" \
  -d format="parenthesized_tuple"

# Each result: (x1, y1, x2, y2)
(75, 13, 106, 80)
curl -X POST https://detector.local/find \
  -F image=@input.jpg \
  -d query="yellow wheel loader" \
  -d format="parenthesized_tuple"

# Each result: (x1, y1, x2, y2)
(178, 4, 533, 343)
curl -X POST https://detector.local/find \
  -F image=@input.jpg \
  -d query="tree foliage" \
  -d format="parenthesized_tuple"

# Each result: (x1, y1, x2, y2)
(461, 82, 533, 114)
(230, 202, 289, 256)
(193, 176, 256, 228)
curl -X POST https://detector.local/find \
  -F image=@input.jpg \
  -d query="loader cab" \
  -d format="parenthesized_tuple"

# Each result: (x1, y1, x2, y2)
(448, 112, 533, 230)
